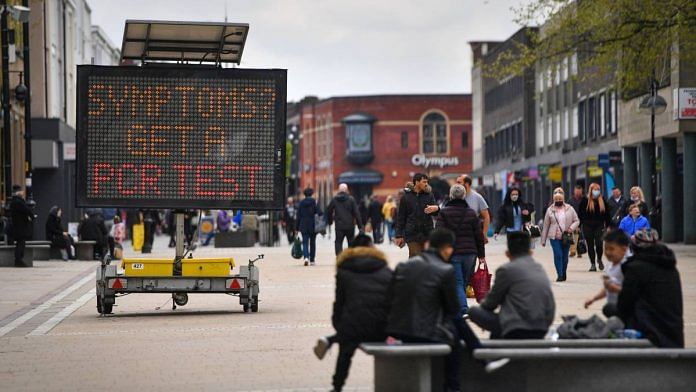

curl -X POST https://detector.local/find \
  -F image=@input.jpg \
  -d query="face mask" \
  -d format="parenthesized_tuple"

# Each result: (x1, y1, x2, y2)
(592, 190, 601, 198)
(631, 196, 639, 202)
(554, 201, 564, 207)
(511, 195, 519, 202)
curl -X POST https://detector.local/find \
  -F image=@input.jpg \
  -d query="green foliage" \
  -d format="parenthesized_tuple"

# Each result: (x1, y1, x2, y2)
(286, 141, 292, 178)
(486, 0, 696, 94)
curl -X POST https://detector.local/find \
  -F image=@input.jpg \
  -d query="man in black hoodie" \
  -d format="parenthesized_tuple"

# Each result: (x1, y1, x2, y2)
(617, 229, 684, 348)
(326, 183, 363, 255)
(313, 234, 391, 392)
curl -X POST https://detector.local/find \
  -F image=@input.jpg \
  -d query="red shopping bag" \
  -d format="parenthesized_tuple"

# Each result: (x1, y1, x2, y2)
(471, 259, 492, 303)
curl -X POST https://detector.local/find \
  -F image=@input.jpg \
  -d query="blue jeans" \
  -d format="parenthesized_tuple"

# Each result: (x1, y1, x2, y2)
(550, 239, 570, 279)
(450, 253, 477, 317)
(385, 221, 395, 242)
(302, 232, 316, 262)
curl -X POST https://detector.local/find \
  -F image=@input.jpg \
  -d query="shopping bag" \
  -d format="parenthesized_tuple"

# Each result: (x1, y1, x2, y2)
(577, 231, 588, 255)
(471, 259, 492, 303)
(466, 284, 475, 299)
(314, 215, 327, 236)
(132, 223, 144, 252)
(291, 237, 303, 259)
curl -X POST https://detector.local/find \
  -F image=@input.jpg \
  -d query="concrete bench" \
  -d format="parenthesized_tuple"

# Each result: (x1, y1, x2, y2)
(214, 230, 255, 248)
(26, 241, 52, 260)
(0, 245, 34, 267)
(468, 348, 696, 392)
(75, 240, 98, 260)
(361, 339, 655, 392)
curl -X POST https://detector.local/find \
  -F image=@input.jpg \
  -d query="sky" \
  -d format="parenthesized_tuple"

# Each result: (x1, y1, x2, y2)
(88, 0, 525, 101)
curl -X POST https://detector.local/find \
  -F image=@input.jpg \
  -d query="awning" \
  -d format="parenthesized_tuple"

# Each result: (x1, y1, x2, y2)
(338, 169, 383, 185)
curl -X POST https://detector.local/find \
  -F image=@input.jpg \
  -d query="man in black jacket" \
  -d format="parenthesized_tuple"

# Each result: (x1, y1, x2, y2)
(618, 230, 684, 348)
(367, 195, 384, 244)
(326, 183, 363, 256)
(313, 234, 391, 392)
(8, 186, 34, 267)
(387, 229, 503, 391)
(606, 187, 626, 224)
(395, 173, 440, 257)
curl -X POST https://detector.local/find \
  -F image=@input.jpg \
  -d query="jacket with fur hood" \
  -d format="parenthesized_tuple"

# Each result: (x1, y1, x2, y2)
(395, 182, 438, 243)
(332, 246, 392, 342)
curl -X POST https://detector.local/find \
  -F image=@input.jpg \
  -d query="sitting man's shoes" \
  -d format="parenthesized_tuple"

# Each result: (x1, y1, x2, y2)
(313, 337, 330, 360)
(589, 265, 597, 272)
(485, 357, 511, 373)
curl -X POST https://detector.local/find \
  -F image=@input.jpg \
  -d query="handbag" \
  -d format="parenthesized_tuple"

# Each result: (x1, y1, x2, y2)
(291, 237, 303, 259)
(576, 230, 588, 255)
(471, 259, 492, 304)
(314, 214, 327, 235)
(552, 210, 574, 246)
(466, 284, 476, 299)
(525, 223, 542, 238)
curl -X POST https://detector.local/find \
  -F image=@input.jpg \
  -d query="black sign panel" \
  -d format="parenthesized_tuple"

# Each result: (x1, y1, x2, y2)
(76, 65, 287, 209)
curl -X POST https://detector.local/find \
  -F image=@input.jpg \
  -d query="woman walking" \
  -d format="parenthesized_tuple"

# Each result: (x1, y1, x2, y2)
(296, 187, 322, 266)
(436, 184, 485, 317)
(619, 186, 650, 219)
(541, 188, 580, 282)
(579, 183, 611, 271)
(493, 187, 535, 239)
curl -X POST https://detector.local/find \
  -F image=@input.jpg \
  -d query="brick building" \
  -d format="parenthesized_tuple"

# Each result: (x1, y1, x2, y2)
(297, 94, 472, 208)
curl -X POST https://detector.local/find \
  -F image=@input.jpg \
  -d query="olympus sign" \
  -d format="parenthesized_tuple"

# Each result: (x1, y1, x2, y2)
(411, 154, 460, 168)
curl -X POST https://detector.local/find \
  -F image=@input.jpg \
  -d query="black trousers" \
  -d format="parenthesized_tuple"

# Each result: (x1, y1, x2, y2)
(334, 228, 355, 255)
(582, 224, 604, 265)
(332, 339, 359, 392)
(14, 238, 25, 265)
(469, 306, 547, 339)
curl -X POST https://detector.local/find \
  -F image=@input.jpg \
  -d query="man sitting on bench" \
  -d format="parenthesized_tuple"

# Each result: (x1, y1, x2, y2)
(468, 231, 555, 339)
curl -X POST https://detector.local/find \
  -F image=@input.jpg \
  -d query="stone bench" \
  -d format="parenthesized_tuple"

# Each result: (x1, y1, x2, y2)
(361, 339, 655, 392)
(469, 348, 696, 392)
(75, 240, 98, 260)
(26, 241, 52, 260)
(0, 245, 34, 267)
(214, 230, 256, 248)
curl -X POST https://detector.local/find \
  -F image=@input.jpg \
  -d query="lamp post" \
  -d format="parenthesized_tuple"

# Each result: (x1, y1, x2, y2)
(638, 78, 667, 209)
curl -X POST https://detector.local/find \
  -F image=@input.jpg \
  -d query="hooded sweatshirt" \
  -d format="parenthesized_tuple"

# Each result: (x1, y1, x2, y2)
(618, 243, 684, 347)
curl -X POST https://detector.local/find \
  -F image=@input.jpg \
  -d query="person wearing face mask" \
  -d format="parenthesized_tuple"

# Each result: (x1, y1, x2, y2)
(579, 183, 611, 272)
(541, 188, 580, 281)
(620, 186, 649, 219)
(493, 187, 535, 240)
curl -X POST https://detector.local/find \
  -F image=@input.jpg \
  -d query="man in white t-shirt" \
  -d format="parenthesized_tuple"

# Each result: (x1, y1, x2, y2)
(583, 229, 631, 317)
(456, 174, 491, 244)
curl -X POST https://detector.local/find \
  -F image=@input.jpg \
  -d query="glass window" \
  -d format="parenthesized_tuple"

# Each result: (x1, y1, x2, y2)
(610, 91, 617, 134)
(421, 112, 448, 154)
(588, 96, 596, 140)
(461, 131, 468, 148)
(578, 100, 586, 141)
(555, 113, 561, 144)
(563, 110, 570, 141)
(572, 106, 579, 137)
(401, 131, 408, 149)
(547, 116, 552, 147)
(599, 93, 606, 137)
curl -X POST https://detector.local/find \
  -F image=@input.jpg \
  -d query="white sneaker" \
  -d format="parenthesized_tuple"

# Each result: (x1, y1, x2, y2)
(485, 358, 510, 373)
(313, 337, 330, 360)
(303, 258, 309, 266)
(310, 261, 316, 266)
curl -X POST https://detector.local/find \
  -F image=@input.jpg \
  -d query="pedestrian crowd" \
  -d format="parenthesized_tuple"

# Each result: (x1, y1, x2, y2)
(308, 173, 684, 392)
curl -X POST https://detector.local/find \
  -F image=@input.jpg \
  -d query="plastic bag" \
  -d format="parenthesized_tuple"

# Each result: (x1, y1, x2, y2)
(291, 237, 303, 259)
(471, 259, 492, 303)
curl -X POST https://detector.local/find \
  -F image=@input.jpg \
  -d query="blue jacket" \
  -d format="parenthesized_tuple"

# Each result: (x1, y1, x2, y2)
(619, 215, 650, 236)
(296, 197, 321, 234)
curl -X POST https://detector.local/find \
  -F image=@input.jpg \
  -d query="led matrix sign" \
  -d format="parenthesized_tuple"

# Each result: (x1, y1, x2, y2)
(76, 66, 287, 209)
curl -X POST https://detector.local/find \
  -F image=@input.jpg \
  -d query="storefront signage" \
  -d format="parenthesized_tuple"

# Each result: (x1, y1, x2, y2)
(548, 165, 563, 182)
(76, 65, 287, 209)
(674, 88, 696, 119)
(411, 154, 460, 168)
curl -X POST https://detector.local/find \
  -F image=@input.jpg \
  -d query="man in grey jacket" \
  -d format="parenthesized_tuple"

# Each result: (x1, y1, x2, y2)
(468, 231, 555, 339)
(326, 184, 363, 255)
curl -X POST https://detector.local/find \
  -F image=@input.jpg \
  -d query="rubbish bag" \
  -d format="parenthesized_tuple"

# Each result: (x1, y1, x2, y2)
(291, 236, 303, 259)
(471, 258, 492, 303)
(132, 222, 144, 252)
(557, 315, 624, 339)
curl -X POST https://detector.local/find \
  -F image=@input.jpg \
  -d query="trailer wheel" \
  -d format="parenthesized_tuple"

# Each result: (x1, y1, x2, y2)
(97, 297, 113, 314)
(251, 296, 259, 313)
(243, 303, 250, 313)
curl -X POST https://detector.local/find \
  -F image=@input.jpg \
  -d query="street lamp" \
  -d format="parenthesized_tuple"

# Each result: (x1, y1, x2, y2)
(638, 79, 667, 209)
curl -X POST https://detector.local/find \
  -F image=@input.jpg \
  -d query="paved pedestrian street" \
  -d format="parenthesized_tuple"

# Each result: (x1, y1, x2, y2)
(1, 234, 694, 391)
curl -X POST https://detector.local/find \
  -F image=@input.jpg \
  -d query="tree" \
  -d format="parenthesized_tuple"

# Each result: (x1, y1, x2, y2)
(486, 0, 696, 96)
